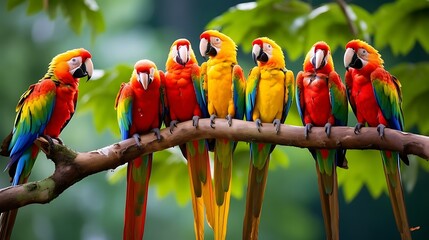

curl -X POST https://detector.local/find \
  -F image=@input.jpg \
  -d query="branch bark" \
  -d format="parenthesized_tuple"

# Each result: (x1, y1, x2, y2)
(336, 0, 358, 37)
(1, 118, 428, 211)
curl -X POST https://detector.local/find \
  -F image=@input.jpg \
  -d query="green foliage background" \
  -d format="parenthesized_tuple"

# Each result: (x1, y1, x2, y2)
(0, 0, 428, 239)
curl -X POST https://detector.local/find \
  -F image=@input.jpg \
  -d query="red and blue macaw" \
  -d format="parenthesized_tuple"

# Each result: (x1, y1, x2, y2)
(296, 41, 348, 240)
(115, 59, 164, 240)
(0, 48, 93, 240)
(344, 39, 411, 240)
(199, 30, 246, 240)
(244, 37, 294, 239)
(163, 38, 214, 239)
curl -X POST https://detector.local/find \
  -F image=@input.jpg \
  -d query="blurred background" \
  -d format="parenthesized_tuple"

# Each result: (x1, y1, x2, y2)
(0, 0, 428, 239)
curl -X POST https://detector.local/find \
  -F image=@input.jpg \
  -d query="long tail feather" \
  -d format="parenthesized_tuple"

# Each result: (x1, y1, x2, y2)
(315, 149, 339, 240)
(198, 142, 215, 229)
(213, 139, 233, 240)
(381, 151, 411, 240)
(243, 145, 270, 240)
(123, 154, 152, 240)
(187, 158, 205, 240)
(0, 209, 18, 240)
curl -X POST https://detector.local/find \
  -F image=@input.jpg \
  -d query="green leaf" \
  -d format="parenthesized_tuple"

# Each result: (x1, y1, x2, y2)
(78, 64, 133, 135)
(374, 0, 429, 55)
(390, 62, 429, 134)
(7, 0, 26, 10)
(338, 150, 386, 202)
(26, 0, 43, 15)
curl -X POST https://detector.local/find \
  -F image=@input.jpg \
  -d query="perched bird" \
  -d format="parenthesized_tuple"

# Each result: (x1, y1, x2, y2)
(244, 37, 294, 239)
(115, 59, 164, 240)
(296, 41, 348, 240)
(198, 30, 246, 240)
(163, 38, 214, 239)
(0, 48, 93, 240)
(344, 39, 411, 240)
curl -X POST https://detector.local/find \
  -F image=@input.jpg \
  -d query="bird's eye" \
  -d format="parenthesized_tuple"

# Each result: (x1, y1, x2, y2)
(267, 44, 272, 49)
(358, 48, 367, 56)
(215, 38, 220, 42)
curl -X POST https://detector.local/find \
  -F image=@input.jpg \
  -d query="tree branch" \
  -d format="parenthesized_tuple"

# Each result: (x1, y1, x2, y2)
(336, 0, 358, 37)
(1, 119, 428, 211)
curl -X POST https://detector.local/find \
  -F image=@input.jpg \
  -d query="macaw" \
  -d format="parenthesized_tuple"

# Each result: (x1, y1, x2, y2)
(244, 37, 294, 239)
(0, 48, 93, 240)
(344, 39, 411, 240)
(198, 30, 246, 240)
(115, 59, 164, 240)
(163, 38, 214, 239)
(296, 41, 348, 240)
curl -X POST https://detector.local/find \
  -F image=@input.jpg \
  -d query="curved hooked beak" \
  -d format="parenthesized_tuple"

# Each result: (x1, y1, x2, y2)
(199, 38, 209, 58)
(252, 44, 262, 65)
(314, 49, 325, 70)
(176, 45, 189, 66)
(72, 58, 94, 81)
(137, 68, 154, 90)
(344, 48, 361, 70)
(252, 44, 268, 64)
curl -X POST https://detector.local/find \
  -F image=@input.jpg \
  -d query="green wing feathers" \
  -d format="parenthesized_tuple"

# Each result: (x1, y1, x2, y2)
(232, 64, 246, 120)
(245, 67, 260, 121)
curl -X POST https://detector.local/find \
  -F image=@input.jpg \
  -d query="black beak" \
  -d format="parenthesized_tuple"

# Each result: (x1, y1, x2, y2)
(256, 51, 268, 63)
(348, 52, 363, 69)
(206, 42, 217, 57)
(73, 63, 90, 80)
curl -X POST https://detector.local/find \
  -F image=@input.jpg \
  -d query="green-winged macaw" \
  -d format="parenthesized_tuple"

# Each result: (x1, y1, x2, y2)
(296, 41, 348, 240)
(115, 59, 164, 240)
(198, 30, 246, 240)
(244, 37, 294, 239)
(0, 48, 93, 239)
(163, 38, 214, 239)
(344, 39, 411, 240)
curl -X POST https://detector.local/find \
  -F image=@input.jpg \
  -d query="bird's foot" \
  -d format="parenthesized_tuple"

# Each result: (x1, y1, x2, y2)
(152, 128, 161, 141)
(377, 124, 386, 138)
(324, 123, 332, 137)
(132, 133, 142, 149)
(210, 114, 217, 128)
(226, 115, 233, 127)
(192, 116, 200, 128)
(169, 120, 178, 134)
(354, 123, 363, 134)
(304, 123, 313, 139)
(273, 119, 281, 134)
(40, 135, 55, 157)
(255, 119, 262, 132)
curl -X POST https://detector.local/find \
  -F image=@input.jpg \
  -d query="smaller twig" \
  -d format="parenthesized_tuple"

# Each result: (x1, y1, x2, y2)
(336, 0, 358, 37)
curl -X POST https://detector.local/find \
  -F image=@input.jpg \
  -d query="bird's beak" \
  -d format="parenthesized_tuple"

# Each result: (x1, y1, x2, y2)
(176, 45, 189, 66)
(252, 44, 262, 65)
(199, 38, 209, 58)
(138, 68, 154, 90)
(72, 58, 94, 81)
(314, 49, 325, 70)
(344, 48, 355, 70)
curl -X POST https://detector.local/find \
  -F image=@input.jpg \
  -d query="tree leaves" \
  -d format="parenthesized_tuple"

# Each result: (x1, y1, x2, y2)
(7, 0, 105, 40)
(206, 0, 373, 60)
(374, 0, 429, 55)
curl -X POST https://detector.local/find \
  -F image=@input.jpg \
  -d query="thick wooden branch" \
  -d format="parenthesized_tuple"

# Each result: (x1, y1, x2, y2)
(1, 119, 428, 211)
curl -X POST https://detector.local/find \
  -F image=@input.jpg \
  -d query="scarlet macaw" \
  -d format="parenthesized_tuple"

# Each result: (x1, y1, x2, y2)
(115, 59, 164, 240)
(198, 30, 246, 240)
(344, 39, 411, 240)
(0, 48, 94, 239)
(244, 37, 294, 239)
(296, 41, 348, 240)
(163, 38, 214, 239)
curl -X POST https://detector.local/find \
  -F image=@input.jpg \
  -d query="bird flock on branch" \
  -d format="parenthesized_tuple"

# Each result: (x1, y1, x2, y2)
(0, 29, 413, 240)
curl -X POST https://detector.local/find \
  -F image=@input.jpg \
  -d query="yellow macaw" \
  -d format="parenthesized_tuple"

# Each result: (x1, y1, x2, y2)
(244, 37, 294, 239)
(198, 30, 246, 240)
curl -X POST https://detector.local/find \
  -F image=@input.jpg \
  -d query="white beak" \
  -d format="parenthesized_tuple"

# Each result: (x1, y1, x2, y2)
(314, 49, 325, 70)
(344, 48, 355, 68)
(199, 38, 208, 57)
(84, 58, 94, 79)
(178, 45, 189, 65)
